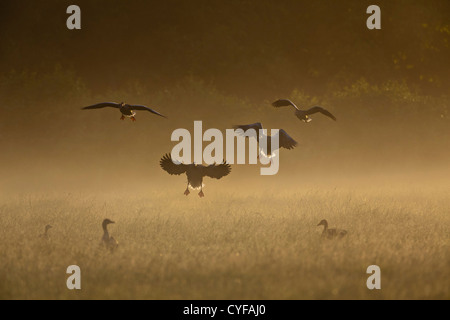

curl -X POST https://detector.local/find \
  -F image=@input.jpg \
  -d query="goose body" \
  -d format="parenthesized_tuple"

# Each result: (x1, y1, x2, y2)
(272, 99, 336, 122)
(233, 122, 297, 157)
(160, 153, 231, 197)
(317, 219, 347, 239)
(102, 219, 118, 251)
(82, 102, 167, 121)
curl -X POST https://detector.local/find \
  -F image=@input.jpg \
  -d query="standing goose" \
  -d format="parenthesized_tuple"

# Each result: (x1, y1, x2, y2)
(160, 153, 231, 197)
(82, 102, 167, 121)
(272, 99, 336, 122)
(233, 122, 297, 157)
(102, 219, 118, 251)
(317, 219, 347, 239)
(39, 224, 52, 240)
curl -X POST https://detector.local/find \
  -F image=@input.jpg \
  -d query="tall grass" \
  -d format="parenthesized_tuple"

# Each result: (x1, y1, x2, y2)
(0, 186, 448, 299)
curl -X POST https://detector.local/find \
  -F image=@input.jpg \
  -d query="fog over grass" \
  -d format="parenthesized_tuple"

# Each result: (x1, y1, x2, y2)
(0, 184, 448, 299)
(0, 0, 448, 300)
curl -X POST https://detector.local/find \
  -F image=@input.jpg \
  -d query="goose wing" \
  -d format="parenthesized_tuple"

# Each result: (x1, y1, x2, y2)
(272, 99, 299, 110)
(233, 122, 263, 132)
(160, 153, 188, 175)
(82, 102, 121, 110)
(109, 236, 119, 247)
(278, 129, 298, 150)
(129, 105, 167, 118)
(203, 162, 231, 179)
(233, 122, 263, 141)
(305, 106, 337, 121)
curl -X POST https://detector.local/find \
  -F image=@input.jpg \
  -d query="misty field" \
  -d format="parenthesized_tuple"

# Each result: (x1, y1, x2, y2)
(0, 185, 448, 300)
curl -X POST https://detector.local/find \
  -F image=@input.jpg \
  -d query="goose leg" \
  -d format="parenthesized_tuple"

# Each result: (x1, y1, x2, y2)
(184, 182, 190, 196)
(198, 186, 204, 198)
(120, 115, 125, 120)
(131, 116, 137, 122)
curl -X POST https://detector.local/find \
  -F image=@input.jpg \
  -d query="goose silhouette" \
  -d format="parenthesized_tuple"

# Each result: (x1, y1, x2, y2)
(233, 122, 297, 157)
(102, 219, 118, 251)
(39, 224, 52, 240)
(272, 99, 336, 122)
(317, 219, 347, 239)
(160, 153, 231, 197)
(82, 102, 167, 121)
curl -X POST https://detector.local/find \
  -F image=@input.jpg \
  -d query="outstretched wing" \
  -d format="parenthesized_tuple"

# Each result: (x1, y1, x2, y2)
(233, 123, 263, 132)
(272, 99, 299, 110)
(129, 105, 167, 118)
(233, 122, 263, 132)
(82, 102, 120, 110)
(278, 129, 298, 150)
(305, 106, 337, 121)
(233, 123, 263, 141)
(203, 162, 231, 179)
(160, 153, 187, 175)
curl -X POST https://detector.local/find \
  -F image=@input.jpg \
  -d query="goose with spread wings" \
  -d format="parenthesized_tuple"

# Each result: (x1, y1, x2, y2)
(233, 122, 297, 157)
(272, 99, 336, 122)
(82, 102, 167, 121)
(160, 153, 231, 197)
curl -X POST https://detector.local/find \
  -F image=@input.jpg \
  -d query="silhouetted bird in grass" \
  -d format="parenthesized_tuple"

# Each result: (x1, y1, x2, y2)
(272, 99, 336, 122)
(317, 219, 347, 239)
(102, 219, 118, 251)
(82, 102, 167, 121)
(39, 224, 52, 240)
(233, 122, 297, 157)
(160, 153, 231, 197)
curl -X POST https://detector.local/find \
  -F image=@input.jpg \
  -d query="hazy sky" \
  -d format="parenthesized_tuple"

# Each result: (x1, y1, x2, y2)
(0, 0, 448, 194)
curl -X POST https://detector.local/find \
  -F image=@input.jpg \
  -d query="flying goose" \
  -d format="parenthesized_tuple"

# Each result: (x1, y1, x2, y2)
(82, 102, 167, 121)
(233, 122, 297, 157)
(102, 219, 118, 251)
(272, 99, 336, 122)
(39, 224, 52, 240)
(317, 219, 347, 239)
(160, 153, 231, 197)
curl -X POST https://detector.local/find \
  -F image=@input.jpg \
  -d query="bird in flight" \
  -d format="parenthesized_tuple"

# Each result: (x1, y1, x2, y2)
(233, 122, 297, 157)
(272, 99, 336, 122)
(82, 102, 167, 121)
(160, 153, 231, 197)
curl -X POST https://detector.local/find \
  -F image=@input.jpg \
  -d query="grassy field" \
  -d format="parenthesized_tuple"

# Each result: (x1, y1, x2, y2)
(0, 185, 448, 300)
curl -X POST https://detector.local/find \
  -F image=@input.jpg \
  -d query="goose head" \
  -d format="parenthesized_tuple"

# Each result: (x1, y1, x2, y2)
(102, 219, 115, 229)
(317, 219, 328, 227)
